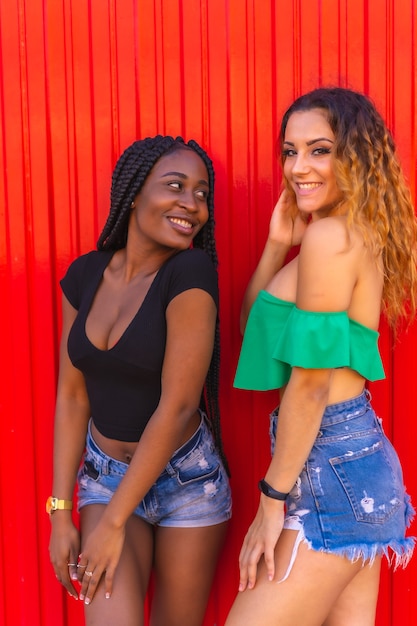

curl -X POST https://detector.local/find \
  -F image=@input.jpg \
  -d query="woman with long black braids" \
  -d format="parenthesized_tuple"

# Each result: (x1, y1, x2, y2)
(48, 136, 231, 625)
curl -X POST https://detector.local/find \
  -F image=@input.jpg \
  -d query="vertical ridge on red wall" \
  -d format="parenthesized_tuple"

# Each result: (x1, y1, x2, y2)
(1, 2, 416, 624)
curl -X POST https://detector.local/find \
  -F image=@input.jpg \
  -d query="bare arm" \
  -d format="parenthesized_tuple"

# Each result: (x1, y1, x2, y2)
(240, 190, 307, 332)
(77, 287, 218, 603)
(49, 296, 91, 598)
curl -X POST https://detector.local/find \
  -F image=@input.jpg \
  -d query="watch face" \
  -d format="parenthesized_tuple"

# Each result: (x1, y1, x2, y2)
(45, 497, 72, 515)
(46, 496, 57, 514)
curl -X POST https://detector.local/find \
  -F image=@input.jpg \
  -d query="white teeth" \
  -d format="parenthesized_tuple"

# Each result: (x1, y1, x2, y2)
(169, 217, 193, 228)
(298, 183, 321, 189)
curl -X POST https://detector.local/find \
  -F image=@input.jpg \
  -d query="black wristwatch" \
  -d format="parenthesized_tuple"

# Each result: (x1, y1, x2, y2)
(258, 478, 289, 501)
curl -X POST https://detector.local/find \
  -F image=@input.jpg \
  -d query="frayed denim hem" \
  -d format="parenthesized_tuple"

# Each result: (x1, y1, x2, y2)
(277, 528, 415, 583)
(308, 536, 416, 570)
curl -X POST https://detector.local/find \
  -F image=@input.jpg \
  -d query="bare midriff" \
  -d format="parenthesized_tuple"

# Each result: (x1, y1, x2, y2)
(90, 409, 202, 464)
(279, 367, 366, 406)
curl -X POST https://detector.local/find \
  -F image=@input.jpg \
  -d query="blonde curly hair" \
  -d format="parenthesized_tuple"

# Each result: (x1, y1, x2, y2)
(279, 87, 417, 329)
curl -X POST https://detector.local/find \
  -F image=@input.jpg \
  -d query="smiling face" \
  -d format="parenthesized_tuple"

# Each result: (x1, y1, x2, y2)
(129, 148, 210, 251)
(282, 108, 343, 220)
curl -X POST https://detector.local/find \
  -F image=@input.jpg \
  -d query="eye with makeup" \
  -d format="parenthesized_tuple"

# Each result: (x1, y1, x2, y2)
(312, 147, 332, 156)
(282, 146, 332, 158)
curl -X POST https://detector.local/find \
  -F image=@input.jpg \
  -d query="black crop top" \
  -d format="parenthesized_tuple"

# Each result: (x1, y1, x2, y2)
(60, 248, 219, 442)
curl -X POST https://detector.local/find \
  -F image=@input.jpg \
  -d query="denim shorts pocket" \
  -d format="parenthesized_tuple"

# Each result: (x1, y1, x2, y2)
(330, 440, 402, 524)
(83, 459, 100, 480)
(78, 456, 102, 489)
(171, 445, 221, 486)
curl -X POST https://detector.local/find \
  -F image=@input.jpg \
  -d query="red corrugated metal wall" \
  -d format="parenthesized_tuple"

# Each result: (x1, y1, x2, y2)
(0, 0, 416, 624)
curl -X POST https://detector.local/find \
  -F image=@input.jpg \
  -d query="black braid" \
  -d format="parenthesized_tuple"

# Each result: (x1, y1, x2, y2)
(97, 135, 229, 475)
(186, 142, 230, 475)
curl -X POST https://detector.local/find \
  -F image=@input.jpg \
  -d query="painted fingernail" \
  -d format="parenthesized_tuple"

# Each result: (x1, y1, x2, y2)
(85, 598, 90, 606)
(105, 592, 111, 599)
(79, 593, 84, 601)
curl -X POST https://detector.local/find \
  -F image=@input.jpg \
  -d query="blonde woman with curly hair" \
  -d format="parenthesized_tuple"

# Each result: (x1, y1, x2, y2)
(226, 87, 416, 626)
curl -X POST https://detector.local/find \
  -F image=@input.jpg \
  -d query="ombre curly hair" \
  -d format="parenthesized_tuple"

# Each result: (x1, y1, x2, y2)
(279, 87, 417, 329)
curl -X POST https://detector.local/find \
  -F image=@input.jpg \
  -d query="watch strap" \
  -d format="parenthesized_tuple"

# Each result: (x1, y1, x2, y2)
(258, 478, 289, 501)
(46, 496, 73, 515)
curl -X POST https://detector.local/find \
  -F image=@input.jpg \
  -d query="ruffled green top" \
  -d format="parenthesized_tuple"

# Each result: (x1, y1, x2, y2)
(234, 290, 385, 390)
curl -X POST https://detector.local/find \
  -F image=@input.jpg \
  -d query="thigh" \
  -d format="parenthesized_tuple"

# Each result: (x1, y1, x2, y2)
(81, 504, 154, 626)
(225, 530, 370, 626)
(150, 521, 229, 626)
(323, 557, 381, 626)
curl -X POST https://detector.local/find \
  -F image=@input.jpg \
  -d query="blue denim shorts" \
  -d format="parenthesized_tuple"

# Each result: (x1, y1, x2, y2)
(77, 415, 232, 528)
(270, 391, 415, 567)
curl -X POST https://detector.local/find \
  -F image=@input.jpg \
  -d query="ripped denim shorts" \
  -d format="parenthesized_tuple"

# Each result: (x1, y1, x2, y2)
(269, 390, 415, 567)
(77, 414, 232, 528)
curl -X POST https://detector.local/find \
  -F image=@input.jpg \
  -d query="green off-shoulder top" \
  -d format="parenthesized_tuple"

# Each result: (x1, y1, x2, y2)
(234, 290, 385, 390)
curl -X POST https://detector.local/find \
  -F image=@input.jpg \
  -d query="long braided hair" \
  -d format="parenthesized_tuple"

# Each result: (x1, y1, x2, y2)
(97, 135, 229, 473)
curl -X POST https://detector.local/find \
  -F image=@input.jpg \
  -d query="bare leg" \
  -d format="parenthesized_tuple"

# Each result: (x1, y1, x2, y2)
(150, 521, 228, 626)
(225, 529, 381, 626)
(323, 557, 381, 626)
(80, 505, 154, 626)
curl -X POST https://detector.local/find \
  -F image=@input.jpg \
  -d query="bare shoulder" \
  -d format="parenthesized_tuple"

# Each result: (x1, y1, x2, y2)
(297, 216, 382, 317)
(297, 217, 364, 311)
(300, 216, 360, 257)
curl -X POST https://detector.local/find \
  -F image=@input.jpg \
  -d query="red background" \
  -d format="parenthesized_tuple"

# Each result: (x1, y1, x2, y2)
(0, 1, 416, 624)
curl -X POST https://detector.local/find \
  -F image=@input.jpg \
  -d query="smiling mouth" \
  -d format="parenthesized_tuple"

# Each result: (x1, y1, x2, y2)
(168, 217, 195, 229)
(297, 183, 322, 190)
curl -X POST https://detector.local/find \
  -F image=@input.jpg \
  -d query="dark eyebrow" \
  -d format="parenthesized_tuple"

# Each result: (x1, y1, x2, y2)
(161, 171, 209, 187)
(283, 137, 334, 147)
